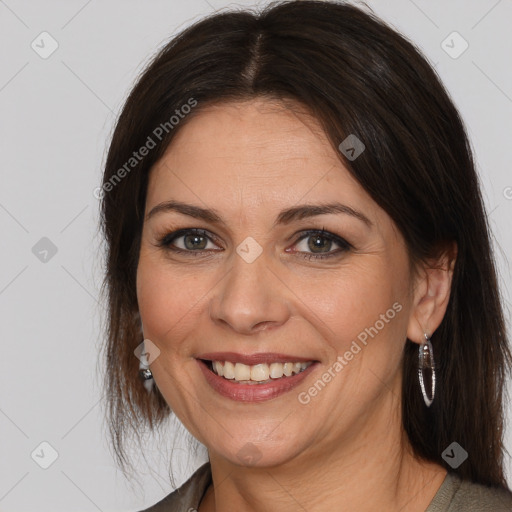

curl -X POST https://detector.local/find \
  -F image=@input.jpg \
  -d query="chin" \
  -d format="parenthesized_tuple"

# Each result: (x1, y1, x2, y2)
(207, 436, 309, 469)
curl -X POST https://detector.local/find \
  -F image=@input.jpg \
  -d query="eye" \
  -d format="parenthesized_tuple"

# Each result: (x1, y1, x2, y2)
(289, 229, 352, 260)
(157, 228, 221, 255)
(156, 227, 352, 260)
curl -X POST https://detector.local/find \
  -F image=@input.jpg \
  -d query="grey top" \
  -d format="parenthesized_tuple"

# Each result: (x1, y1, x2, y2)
(139, 462, 512, 511)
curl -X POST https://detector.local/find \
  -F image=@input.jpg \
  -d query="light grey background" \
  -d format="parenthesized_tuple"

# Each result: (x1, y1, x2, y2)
(1, 0, 511, 510)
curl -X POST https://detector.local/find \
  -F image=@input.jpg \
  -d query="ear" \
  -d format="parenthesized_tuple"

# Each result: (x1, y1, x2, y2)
(406, 241, 457, 344)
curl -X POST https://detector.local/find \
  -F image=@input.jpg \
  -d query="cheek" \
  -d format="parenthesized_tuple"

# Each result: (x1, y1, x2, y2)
(297, 259, 406, 348)
(136, 254, 203, 351)
(136, 238, 410, 359)
(300, 263, 409, 414)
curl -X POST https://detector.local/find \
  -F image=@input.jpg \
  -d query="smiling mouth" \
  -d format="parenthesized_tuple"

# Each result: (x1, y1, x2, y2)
(201, 359, 314, 385)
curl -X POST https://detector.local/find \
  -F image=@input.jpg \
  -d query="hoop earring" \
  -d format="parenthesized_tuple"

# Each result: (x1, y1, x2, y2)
(418, 332, 436, 407)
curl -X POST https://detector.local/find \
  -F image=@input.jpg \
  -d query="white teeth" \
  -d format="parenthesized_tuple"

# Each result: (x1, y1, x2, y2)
(251, 364, 270, 381)
(209, 360, 313, 382)
(269, 362, 284, 379)
(223, 361, 235, 379)
(234, 362, 251, 381)
(213, 361, 224, 377)
(283, 362, 294, 377)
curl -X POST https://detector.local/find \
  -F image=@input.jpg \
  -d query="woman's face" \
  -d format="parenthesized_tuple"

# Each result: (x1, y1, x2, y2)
(136, 99, 421, 468)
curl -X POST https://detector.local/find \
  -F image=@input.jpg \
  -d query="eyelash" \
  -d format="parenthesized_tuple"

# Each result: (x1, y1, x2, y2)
(156, 227, 352, 260)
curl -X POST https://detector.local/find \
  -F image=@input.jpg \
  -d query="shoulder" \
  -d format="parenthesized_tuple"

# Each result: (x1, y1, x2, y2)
(427, 472, 512, 512)
(137, 462, 212, 512)
(453, 478, 512, 511)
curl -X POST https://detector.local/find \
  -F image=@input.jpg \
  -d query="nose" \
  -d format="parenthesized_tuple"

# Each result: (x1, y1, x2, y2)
(209, 249, 291, 335)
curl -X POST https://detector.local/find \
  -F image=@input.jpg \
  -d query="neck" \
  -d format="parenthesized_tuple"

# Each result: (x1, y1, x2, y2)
(199, 380, 447, 512)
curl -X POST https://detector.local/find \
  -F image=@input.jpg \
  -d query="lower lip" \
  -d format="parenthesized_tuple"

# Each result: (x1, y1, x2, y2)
(196, 359, 319, 402)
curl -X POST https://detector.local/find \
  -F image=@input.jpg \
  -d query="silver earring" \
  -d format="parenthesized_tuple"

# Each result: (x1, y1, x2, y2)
(418, 332, 436, 407)
(138, 342, 154, 393)
(139, 366, 153, 381)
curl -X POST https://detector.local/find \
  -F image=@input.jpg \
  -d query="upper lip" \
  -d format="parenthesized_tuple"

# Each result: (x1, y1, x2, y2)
(196, 352, 317, 366)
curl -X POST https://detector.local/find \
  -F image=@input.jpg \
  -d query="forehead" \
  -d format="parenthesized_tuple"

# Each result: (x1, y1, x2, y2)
(146, 99, 376, 210)
(172, 100, 338, 166)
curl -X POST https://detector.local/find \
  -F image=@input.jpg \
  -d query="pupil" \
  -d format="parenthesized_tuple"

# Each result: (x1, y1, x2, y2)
(185, 234, 207, 250)
(308, 235, 330, 252)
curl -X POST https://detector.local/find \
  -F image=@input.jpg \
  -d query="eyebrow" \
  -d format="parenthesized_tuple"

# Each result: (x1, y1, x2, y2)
(146, 199, 372, 228)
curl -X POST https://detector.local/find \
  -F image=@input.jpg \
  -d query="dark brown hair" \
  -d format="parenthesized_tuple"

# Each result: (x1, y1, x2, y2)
(98, 0, 512, 490)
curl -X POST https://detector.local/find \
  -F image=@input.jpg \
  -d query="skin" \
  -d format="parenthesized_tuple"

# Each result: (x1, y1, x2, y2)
(136, 99, 456, 512)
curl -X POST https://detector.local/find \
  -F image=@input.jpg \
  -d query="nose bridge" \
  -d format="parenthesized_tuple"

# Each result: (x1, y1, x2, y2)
(209, 241, 290, 333)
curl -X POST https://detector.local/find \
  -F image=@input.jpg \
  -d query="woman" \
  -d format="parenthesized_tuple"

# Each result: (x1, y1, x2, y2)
(99, 1, 512, 510)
